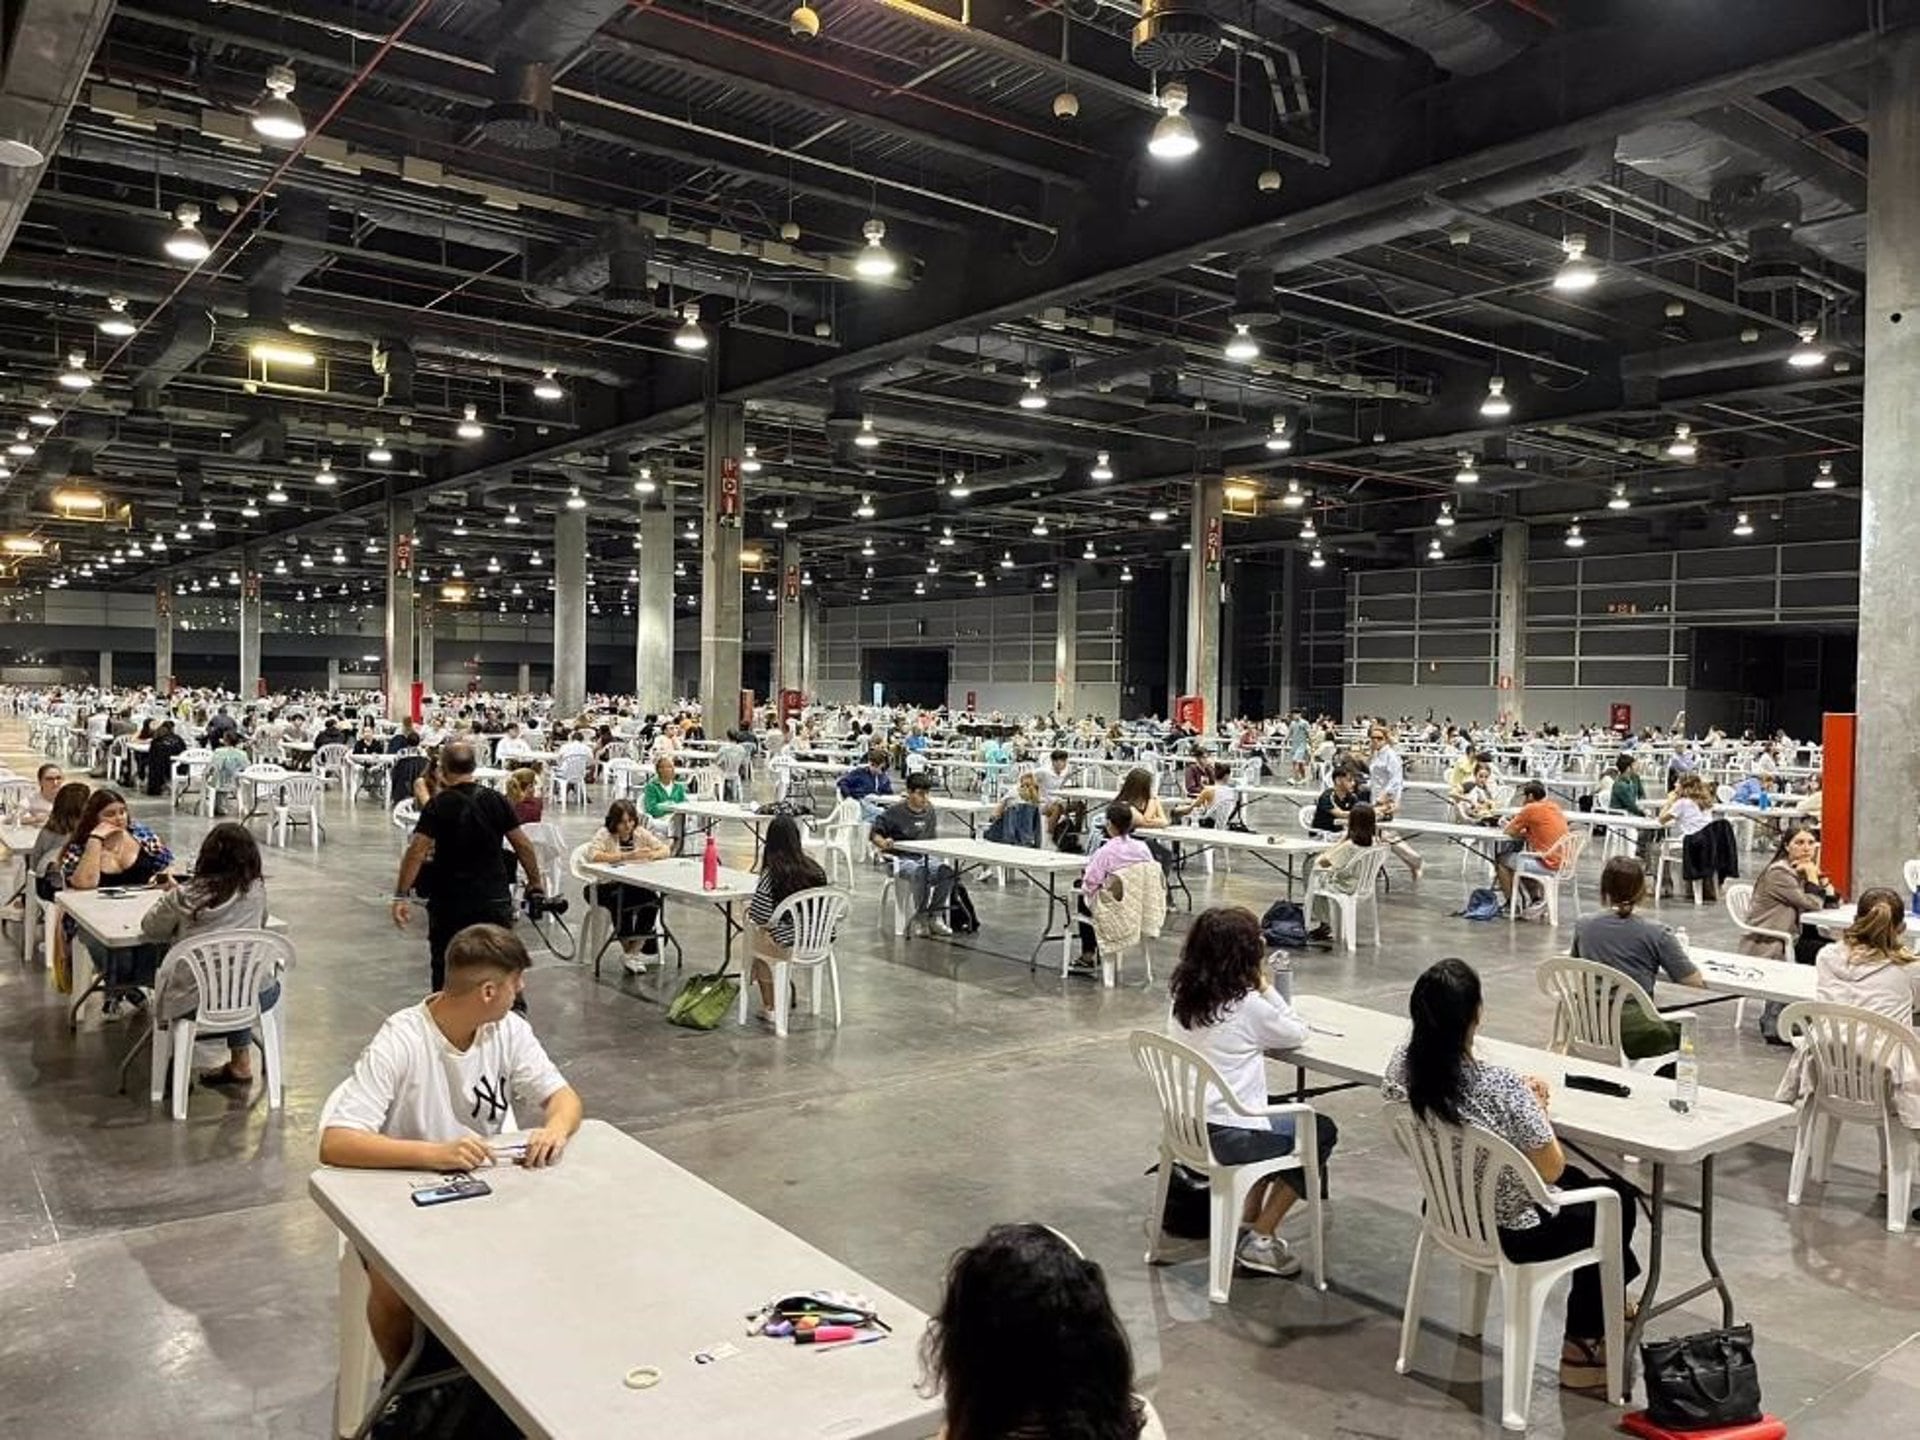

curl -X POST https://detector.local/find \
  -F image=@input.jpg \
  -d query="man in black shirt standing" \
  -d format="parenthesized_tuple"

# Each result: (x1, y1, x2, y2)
(391, 740, 546, 989)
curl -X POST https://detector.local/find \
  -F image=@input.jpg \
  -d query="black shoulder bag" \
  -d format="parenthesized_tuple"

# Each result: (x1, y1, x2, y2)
(1641, 1324, 1762, 1430)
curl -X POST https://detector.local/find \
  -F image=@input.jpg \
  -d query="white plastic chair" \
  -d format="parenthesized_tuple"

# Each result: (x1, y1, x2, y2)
(390, 799, 419, 844)
(1780, 1000, 1920, 1233)
(802, 797, 863, 887)
(1903, 858, 1920, 901)
(567, 842, 617, 968)
(549, 752, 590, 808)
(1304, 844, 1390, 952)
(1131, 1029, 1326, 1304)
(272, 772, 326, 850)
(1654, 835, 1702, 906)
(237, 761, 288, 824)
(603, 757, 641, 803)
(1084, 861, 1164, 987)
(1536, 955, 1692, 1073)
(313, 742, 352, 795)
(1297, 803, 1334, 840)
(148, 929, 293, 1120)
(1388, 1102, 1626, 1430)
(170, 747, 212, 809)
(1182, 789, 1240, 874)
(1508, 830, 1586, 927)
(737, 886, 849, 1037)
(1721, 882, 1788, 1030)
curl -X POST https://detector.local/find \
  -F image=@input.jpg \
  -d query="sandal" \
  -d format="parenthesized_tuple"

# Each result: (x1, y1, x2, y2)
(1559, 1337, 1608, 1391)
(198, 1063, 254, 1089)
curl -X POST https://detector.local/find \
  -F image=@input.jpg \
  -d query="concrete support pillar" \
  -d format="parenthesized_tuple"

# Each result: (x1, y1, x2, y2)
(1277, 549, 1300, 715)
(636, 491, 675, 714)
(326, 656, 341, 691)
(699, 399, 746, 729)
(384, 500, 416, 723)
(1052, 563, 1080, 717)
(416, 601, 436, 698)
(516, 660, 531, 694)
(1219, 555, 1239, 720)
(1497, 521, 1528, 727)
(1165, 556, 1187, 714)
(1855, 25, 1920, 891)
(153, 577, 174, 695)
(238, 546, 262, 700)
(553, 505, 588, 716)
(800, 594, 821, 702)
(1185, 474, 1225, 727)
(98, 649, 113, 691)
(775, 538, 803, 702)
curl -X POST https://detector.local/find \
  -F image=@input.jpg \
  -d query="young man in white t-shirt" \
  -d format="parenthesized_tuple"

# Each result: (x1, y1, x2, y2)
(319, 924, 582, 1372)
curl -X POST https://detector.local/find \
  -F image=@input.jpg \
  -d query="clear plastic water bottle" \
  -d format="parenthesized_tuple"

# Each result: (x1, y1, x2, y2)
(1268, 951, 1294, 1004)
(1669, 1017, 1698, 1115)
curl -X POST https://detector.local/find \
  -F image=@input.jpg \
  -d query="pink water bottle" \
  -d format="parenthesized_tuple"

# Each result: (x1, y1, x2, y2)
(702, 832, 719, 891)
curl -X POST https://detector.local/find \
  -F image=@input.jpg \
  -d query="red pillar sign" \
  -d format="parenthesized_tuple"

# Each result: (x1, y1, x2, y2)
(1203, 515, 1223, 572)
(783, 564, 800, 603)
(393, 531, 413, 577)
(718, 458, 742, 526)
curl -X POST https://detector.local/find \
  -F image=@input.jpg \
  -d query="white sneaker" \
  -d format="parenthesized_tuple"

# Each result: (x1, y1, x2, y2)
(621, 951, 650, 975)
(929, 916, 954, 937)
(1235, 1231, 1301, 1278)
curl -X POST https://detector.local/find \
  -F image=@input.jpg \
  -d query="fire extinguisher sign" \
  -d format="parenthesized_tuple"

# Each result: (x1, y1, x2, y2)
(719, 458, 742, 526)
(393, 531, 414, 576)
(1204, 515, 1223, 572)
(784, 564, 800, 602)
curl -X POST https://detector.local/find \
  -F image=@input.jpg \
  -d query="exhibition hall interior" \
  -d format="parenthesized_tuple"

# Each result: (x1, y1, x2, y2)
(0, 2, 1912, 1437)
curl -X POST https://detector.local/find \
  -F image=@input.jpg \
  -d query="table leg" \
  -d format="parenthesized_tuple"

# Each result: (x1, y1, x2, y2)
(1699, 1154, 1734, 1327)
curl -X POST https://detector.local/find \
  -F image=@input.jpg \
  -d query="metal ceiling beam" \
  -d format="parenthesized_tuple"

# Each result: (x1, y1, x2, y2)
(0, 0, 116, 263)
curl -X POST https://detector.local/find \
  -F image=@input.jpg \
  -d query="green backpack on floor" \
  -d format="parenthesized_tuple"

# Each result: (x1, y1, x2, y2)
(666, 970, 739, 1031)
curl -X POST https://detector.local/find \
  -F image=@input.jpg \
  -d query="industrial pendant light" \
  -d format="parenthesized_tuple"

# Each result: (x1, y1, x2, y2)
(1455, 451, 1479, 485)
(57, 350, 94, 390)
(532, 369, 564, 402)
(250, 64, 307, 142)
(1812, 459, 1837, 490)
(1148, 82, 1199, 161)
(1553, 233, 1598, 293)
(98, 294, 137, 338)
(1224, 324, 1260, 362)
(1479, 375, 1512, 419)
(1666, 422, 1697, 461)
(457, 403, 485, 440)
(1017, 372, 1049, 410)
(1436, 502, 1455, 529)
(1787, 323, 1827, 369)
(740, 445, 762, 474)
(673, 303, 709, 352)
(1090, 451, 1114, 482)
(1608, 483, 1631, 510)
(854, 416, 880, 449)
(853, 219, 898, 279)
(1564, 520, 1586, 549)
(164, 203, 212, 262)
(1265, 415, 1292, 452)
(367, 435, 393, 464)
(314, 456, 337, 487)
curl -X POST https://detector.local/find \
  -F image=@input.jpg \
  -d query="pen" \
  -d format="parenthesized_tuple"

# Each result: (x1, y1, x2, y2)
(812, 1334, 888, 1352)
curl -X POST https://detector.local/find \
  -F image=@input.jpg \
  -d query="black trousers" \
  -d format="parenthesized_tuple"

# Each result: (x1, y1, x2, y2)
(1497, 1166, 1641, 1341)
(597, 886, 662, 950)
(428, 892, 514, 991)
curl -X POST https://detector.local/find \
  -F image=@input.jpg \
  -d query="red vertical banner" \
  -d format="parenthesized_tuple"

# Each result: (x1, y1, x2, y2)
(718, 457, 741, 526)
(1609, 702, 1632, 732)
(243, 570, 261, 601)
(1821, 711, 1854, 898)
(393, 531, 413, 577)
(1203, 515, 1223, 572)
(783, 564, 800, 603)
(154, 582, 172, 619)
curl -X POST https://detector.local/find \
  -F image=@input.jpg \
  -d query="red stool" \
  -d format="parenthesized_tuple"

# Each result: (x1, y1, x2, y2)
(1620, 1414, 1785, 1440)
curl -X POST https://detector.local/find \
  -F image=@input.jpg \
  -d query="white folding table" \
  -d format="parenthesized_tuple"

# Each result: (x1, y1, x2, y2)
(579, 856, 758, 982)
(889, 836, 1089, 969)
(1275, 995, 1794, 1385)
(310, 1120, 940, 1440)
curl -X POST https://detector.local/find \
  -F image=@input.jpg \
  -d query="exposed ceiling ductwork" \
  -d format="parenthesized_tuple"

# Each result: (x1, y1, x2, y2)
(0, 0, 116, 264)
(482, 0, 628, 149)
(524, 217, 823, 319)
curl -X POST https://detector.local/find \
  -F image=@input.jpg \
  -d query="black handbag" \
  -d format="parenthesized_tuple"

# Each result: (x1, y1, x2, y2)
(1641, 1324, 1762, 1430)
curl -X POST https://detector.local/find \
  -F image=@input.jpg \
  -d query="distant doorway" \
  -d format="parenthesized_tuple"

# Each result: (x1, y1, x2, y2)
(861, 647, 949, 708)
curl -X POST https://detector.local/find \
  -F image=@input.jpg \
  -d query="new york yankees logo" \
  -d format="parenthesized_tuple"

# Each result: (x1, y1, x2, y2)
(470, 1073, 510, 1124)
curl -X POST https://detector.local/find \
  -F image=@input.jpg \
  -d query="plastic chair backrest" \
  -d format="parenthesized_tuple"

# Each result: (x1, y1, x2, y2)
(767, 887, 849, 960)
(177, 747, 212, 766)
(1128, 1030, 1229, 1173)
(1540, 828, 1585, 874)
(279, 772, 322, 806)
(391, 800, 419, 832)
(1350, 844, 1394, 892)
(1386, 1101, 1552, 1268)
(1778, 1001, 1920, 1118)
(317, 743, 350, 770)
(1536, 956, 1650, 1065)
(558, 751, 590, 782)
(241, 763, 288, 781)
(1904, 858, 1920, 898)
(1297, 804, 1321, 836)
(167, 929, 295, 1031)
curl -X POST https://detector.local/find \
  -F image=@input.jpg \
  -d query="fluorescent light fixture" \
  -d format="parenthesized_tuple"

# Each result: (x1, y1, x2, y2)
(853, 218, 897, 280)
(1732, 511, 1754, 538)
(1666, 422, 1697, 461)
(1812, 459, 1837, 490)
(57, 350, 93, 391)
(853, 416, 880, 449)
(1553, 233, 1598, 293)
(1265, 416, 1292, 452)
(1224, 323, 1260, 362)
(367, 436, 392, 463)
(1455, 451, 1480, 485)
(457, 403, 484, 440)
(51, 487, 105, 512)
(251, 64, 306, 141)
(1017, 372, 1049, 410)
(1225, 480, 1260, 503)
(1788, 323, 1827, 369)
(532, 368, 564, 402)
(2, 536, 46, 555)
(1148, 82, 1199, 161)
(1090, 451, 1113, 482)
(249, 336, 317, 367)
(164, 203, 211, 262)
(99, 294, 137, 338)
(1479, 376, 1511, 419)
(673, 303, 708, 352)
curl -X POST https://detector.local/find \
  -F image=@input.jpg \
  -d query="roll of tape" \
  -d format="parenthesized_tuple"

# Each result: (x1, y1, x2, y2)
(624, 1366, 663, 1390)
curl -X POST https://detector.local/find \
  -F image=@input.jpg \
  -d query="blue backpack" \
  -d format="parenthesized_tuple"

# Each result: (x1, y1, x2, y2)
(1261, 899, 1309, 949)
(1458, 887, 1503, 922)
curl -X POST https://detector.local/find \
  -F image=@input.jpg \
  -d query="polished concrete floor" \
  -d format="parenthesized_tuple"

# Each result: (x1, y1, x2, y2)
(1, 726, 1914, 1437)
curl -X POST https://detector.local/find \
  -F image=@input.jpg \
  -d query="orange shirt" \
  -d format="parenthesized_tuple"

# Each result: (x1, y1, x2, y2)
(1505, 800, 1570, 868)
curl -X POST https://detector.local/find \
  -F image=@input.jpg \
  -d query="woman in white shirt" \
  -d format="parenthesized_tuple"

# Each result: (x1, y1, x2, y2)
(1168, 906, 1337, 1278)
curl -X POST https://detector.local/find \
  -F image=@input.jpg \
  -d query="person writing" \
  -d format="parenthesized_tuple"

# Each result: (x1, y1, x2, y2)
(141, 822, 277, 1090)
(870, 771, 954, 937)
(1569, 857, 1706, 1060)
(391, 741, 544, 992)
(1744, 825, 1841, 1043)
(1498, 780, 1570, 915)
(1385, 957, 1640, 1392)
(744, 813, 830, 1022)
(838, 747, 895, 822)
(1168, 905, 1337, 1278)
(585, 798, 669, 973)
(318, 925, 582, 1376)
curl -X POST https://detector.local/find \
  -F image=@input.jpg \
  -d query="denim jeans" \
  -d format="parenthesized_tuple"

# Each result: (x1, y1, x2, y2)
(891, 855, 955, 918)
(186, 978, 281, 1053)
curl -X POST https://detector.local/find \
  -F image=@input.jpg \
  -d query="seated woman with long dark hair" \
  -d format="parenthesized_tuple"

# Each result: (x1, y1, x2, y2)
(1384, 957, 1641, 1392)
(745, 813, 829, 1021)
(1168, 906, 1337, 1279)
(923, 1223, 1164, 1440)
